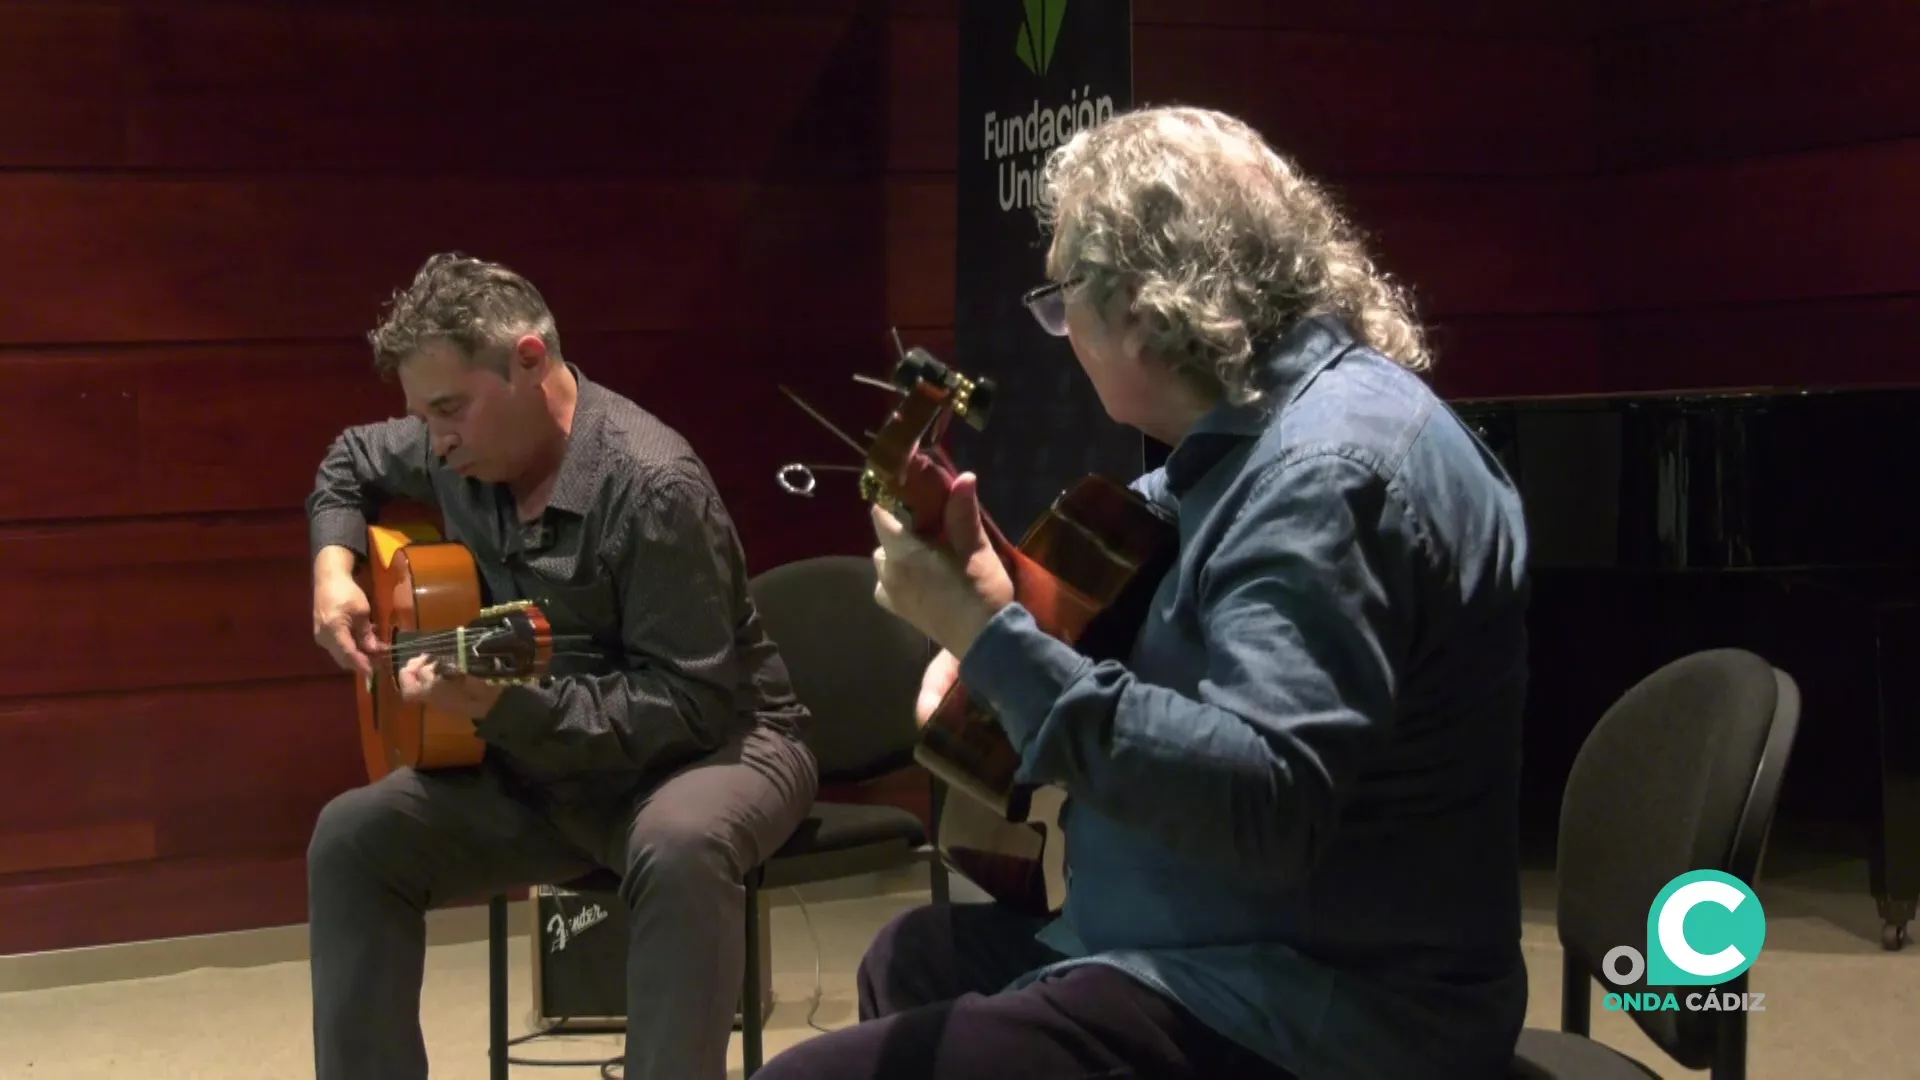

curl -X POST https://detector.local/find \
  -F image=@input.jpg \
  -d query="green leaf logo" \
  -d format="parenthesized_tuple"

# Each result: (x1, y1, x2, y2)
(1015, 0, 1066, 76)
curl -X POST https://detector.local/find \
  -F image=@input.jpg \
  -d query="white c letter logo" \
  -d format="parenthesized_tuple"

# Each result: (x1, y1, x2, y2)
(1658, 879, 1746, 978)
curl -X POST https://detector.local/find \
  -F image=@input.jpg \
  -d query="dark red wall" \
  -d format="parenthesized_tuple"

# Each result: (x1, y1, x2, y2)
(1591, 0, 1920, 392)
(0, 0, 894, 955)
(3, 0, 1912, 954)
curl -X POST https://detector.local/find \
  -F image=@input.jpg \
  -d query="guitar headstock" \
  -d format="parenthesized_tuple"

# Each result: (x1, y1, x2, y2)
(454, 600, 554, 683)
(859, 345, 998, 541)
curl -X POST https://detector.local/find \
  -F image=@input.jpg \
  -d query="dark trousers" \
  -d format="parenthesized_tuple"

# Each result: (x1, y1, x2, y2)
(754, 900, 1299, 1079)
(306, 723, 817, 1080)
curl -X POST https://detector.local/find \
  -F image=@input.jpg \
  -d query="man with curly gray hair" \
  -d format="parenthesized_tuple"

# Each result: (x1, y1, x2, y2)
(759, 107, 1531, 1079)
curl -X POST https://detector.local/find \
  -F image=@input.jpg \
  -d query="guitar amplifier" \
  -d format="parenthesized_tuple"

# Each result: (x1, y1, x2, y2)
(528, 881, 775, 1032)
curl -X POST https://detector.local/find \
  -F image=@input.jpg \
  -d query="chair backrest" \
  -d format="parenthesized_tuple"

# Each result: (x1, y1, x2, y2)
(1556, 647, 1801, 1069)
(747, 554, 934, 785)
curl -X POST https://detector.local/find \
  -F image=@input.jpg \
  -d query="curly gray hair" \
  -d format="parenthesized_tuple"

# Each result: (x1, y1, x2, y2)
(1036, 106, 1430, 406)
(367, 252, 562, 376)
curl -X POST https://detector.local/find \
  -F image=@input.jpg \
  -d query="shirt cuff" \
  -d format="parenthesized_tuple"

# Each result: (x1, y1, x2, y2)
(957, 603, 1093, 750)
(309, 510, 370, 562)
(475, 682, 557, 745)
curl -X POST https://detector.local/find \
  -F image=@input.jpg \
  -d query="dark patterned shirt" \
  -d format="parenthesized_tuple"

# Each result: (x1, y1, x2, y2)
(306, 362, 810, 798)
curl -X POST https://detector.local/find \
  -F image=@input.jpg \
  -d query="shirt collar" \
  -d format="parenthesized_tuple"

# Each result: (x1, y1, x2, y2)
(546, 362, 609, 516)
(1162, 314, 1357, 494)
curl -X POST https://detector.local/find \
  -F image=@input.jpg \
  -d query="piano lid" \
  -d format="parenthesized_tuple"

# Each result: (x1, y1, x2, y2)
(1449, 385, 1920, 573)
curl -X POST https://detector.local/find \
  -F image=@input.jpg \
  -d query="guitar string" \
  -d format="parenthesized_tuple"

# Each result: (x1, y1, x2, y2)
(361, 643, 600, 667)
(363, 626, 518, 651)
(361, 645, 606, 672)
(362, 627, 598, 652)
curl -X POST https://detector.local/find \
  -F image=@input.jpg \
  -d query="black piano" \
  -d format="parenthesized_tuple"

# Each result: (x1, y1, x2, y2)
(1451, 385, 1920, 951)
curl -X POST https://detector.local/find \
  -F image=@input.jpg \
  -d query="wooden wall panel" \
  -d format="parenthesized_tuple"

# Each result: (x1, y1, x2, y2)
(1590, 1, 1920, 391)
(0, 1, 894, 174)
(0, 679, 358, 859)
(885, 16, 959, 175)
(0, 823, 159, 877)
(120, 7, 881, 175)
(1423, 316, 1605, 399)
(0, 5, 128, 167)
(1591, 0, 1773, 35)
(0, 0, 894, 956)
(1596, 296, 1920, 394)
(0, 328, 907, 527)
(886, 0, 1589, 36)
(883, 177, 956, 330)
(0, 677, 360, 952)
(0, 514, 324, 697)
(1133, 29, 1592, 179)
(1597, 0, 1920, 169)
(1599, 141, 1920, 313)
(0, 175, 880, 345)
(1334, 179, 1597, 317)
(888, 18, 1594, 177)
(0, 852, 312, 956)
(0, 346, 383, 521)
(1130, 0, 1587, 38)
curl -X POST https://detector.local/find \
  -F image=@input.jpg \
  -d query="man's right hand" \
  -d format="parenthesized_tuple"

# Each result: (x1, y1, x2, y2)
(314, 562, 378, 678)
(917, 648, 961, 727)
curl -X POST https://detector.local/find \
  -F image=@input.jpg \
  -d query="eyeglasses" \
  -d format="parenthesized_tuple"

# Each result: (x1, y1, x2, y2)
(1021, 276, 1082, 337)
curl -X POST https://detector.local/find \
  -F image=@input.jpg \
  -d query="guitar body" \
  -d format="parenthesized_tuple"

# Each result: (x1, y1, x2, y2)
(355, 524, 491, 781)
(915, 473, 1180, 915)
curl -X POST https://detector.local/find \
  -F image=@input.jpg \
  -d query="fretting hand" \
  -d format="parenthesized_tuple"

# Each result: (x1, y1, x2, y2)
(916, 649, 961, 727)
(871, 471, 1014, 660)
(397, 654, 506, 720)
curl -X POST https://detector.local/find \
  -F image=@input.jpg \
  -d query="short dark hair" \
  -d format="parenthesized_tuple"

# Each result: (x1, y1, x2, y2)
(367, 252, 562, 375)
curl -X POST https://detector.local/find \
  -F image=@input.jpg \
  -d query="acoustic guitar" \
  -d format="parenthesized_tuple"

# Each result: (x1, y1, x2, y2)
(354, 522, 560, 782)
(778, 343, 1179, 916)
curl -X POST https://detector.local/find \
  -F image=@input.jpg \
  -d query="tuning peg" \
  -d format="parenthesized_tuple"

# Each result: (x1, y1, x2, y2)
(959, 374, 997, 430)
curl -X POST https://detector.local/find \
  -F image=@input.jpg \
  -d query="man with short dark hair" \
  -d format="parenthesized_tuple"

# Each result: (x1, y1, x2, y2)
(305, 252, 819, 1080)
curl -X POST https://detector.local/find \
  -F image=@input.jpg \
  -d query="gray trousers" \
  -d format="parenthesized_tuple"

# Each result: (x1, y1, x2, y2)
(306, 722, 818, 1080)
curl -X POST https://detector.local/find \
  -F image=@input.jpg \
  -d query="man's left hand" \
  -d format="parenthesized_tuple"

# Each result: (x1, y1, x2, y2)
(397, 654, 506, 720)
(872, 470, 1014, 659)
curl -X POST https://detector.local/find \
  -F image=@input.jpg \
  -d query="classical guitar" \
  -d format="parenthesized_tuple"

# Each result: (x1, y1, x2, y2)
(777, 341, 1179, 915)
(354, 522, 559, 782)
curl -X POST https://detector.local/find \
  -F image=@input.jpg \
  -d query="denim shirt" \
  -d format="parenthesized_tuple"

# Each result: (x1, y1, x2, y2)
(958, 315, 1532, 1079)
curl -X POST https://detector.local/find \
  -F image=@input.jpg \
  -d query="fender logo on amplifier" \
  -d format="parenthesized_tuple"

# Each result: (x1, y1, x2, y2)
(545, 901, 609, 953)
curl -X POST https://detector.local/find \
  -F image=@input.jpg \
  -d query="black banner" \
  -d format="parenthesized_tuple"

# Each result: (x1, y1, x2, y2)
(951, 0, 1137, 532)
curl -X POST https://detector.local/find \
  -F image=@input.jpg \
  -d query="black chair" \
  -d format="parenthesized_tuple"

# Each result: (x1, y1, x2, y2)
(486, 554, 950, 1078)
(1511, 648, 1802, 1080)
